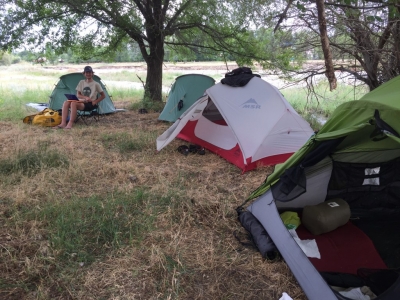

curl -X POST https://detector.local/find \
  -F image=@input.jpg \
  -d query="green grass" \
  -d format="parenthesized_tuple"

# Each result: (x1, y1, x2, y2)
(0, 142, 69, 177)
(282, 81, 368, 129)
(108, 88, 144, 103)
(1, 188, 177, 276)
(100, 131, 159, 153)
(99, 70, 147, 83)
(36, 189, 155, 263)
(0, 86, 53, 120)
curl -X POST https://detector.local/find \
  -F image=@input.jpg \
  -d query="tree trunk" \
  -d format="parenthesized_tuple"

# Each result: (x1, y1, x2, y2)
(142, 13, 165, 103)
(316, 0, 337, 91)
(143, 34, 164, 102)
(144, 42, 164, 102)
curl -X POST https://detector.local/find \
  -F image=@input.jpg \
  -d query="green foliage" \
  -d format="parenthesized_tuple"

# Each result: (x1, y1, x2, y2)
(0, 52, 12, 66)
(44, 43, 58, 64)
(366, 15, 383, 22)
(1, 0, 259, 64)
(295, 1, 307, 12)
(11, 56, 21, 64)
(253, 28, 304, 71)
(14, 50, 37, 63)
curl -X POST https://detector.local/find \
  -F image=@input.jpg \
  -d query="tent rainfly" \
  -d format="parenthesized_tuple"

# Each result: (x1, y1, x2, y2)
(158, 74, 215, 122)
(48, 73, 116, 114)
(156, 77, 314, 172)
(241, 76, 400, 299)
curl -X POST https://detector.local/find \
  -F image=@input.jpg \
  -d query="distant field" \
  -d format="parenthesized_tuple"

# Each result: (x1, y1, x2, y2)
(0, 61, 368, 129)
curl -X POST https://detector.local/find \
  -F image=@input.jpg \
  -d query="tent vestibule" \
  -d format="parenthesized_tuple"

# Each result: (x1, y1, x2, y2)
(242, 76, 400, 299)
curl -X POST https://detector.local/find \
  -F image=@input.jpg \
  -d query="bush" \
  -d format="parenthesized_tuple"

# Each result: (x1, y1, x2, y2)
(0, 52, 12, 66)
(12, 56, 21, 64)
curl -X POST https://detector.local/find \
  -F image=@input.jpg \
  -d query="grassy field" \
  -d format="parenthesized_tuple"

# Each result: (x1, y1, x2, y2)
(0, 62, 367, 299)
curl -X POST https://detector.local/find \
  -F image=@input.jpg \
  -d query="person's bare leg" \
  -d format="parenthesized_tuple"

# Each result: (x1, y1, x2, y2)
(65, 102, 84, 129)
(57, 101, 71, 128)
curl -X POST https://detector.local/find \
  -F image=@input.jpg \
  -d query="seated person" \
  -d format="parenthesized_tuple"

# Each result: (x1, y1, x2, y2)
(55, 66, 105, 129)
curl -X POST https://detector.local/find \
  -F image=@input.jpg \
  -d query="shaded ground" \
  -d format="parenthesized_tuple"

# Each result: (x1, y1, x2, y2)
(0, 107, 306, 300)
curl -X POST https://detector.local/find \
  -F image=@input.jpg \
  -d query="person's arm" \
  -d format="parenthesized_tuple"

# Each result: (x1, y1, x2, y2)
(93, 91, 105, 105)
(91, 83, 105, 105)
(77, 90, 91, 102)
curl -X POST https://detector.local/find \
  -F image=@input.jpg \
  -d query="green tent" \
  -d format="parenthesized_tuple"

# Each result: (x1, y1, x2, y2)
(249, 75, 400, 198)
(158, 74, 215, 122)
(48, 73, 116, 114)
(240, 76, 400, 299)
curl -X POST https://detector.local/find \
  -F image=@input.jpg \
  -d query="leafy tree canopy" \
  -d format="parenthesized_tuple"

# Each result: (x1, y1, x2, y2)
(4, 0, 394, 99)
(0, 0, 294, 103)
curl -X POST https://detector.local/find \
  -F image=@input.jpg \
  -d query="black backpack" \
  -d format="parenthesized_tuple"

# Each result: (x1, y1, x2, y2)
(221, 67, 261, 87)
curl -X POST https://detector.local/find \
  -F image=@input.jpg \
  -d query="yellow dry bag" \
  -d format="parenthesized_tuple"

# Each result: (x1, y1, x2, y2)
(23, 108, 62, 127)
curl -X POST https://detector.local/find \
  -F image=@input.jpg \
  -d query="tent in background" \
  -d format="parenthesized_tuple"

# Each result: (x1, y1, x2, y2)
(241, 76, 400, 299)
(157, 77, 314, 172)
(48, 73, 116, 114)
(158, 74, 215, 122)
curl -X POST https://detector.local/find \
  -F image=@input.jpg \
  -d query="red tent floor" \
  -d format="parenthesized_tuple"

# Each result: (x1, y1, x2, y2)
(296, 221, 387, 275)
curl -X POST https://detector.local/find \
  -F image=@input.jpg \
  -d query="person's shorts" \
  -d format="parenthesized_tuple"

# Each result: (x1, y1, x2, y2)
(83, 102, 98, 111)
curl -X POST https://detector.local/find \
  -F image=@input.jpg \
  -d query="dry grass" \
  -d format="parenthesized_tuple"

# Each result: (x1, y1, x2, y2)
(0, 105, 306, 300)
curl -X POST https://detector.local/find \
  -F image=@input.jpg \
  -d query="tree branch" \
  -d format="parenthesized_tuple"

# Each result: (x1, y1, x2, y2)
(316, 0, 337, 90)
(274, 0, 293, 33)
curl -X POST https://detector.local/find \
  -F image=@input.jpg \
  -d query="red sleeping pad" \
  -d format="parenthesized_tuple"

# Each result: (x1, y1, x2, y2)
(296, 221, 387, 274)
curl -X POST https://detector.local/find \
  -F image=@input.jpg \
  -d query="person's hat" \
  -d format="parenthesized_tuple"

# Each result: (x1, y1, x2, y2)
(83, 66, 94, 73)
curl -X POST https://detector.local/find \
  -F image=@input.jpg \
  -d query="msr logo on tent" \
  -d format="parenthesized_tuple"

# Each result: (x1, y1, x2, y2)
(241, 98, 261, 109)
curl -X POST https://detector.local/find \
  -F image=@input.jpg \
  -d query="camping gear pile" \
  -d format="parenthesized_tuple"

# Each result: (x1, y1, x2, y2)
(301, 198, 350, 235)
(239, 76, 400, 299)
(157, 73, 314, 172)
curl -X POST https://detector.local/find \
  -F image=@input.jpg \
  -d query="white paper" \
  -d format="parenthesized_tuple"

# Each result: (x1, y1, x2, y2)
(289, 229, 321, 259)
(339, 288, 370, 300)
(279, 292, 293, 300)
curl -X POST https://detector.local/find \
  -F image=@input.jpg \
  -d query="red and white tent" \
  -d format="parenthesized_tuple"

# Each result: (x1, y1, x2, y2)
(156, 77, 314, 172)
